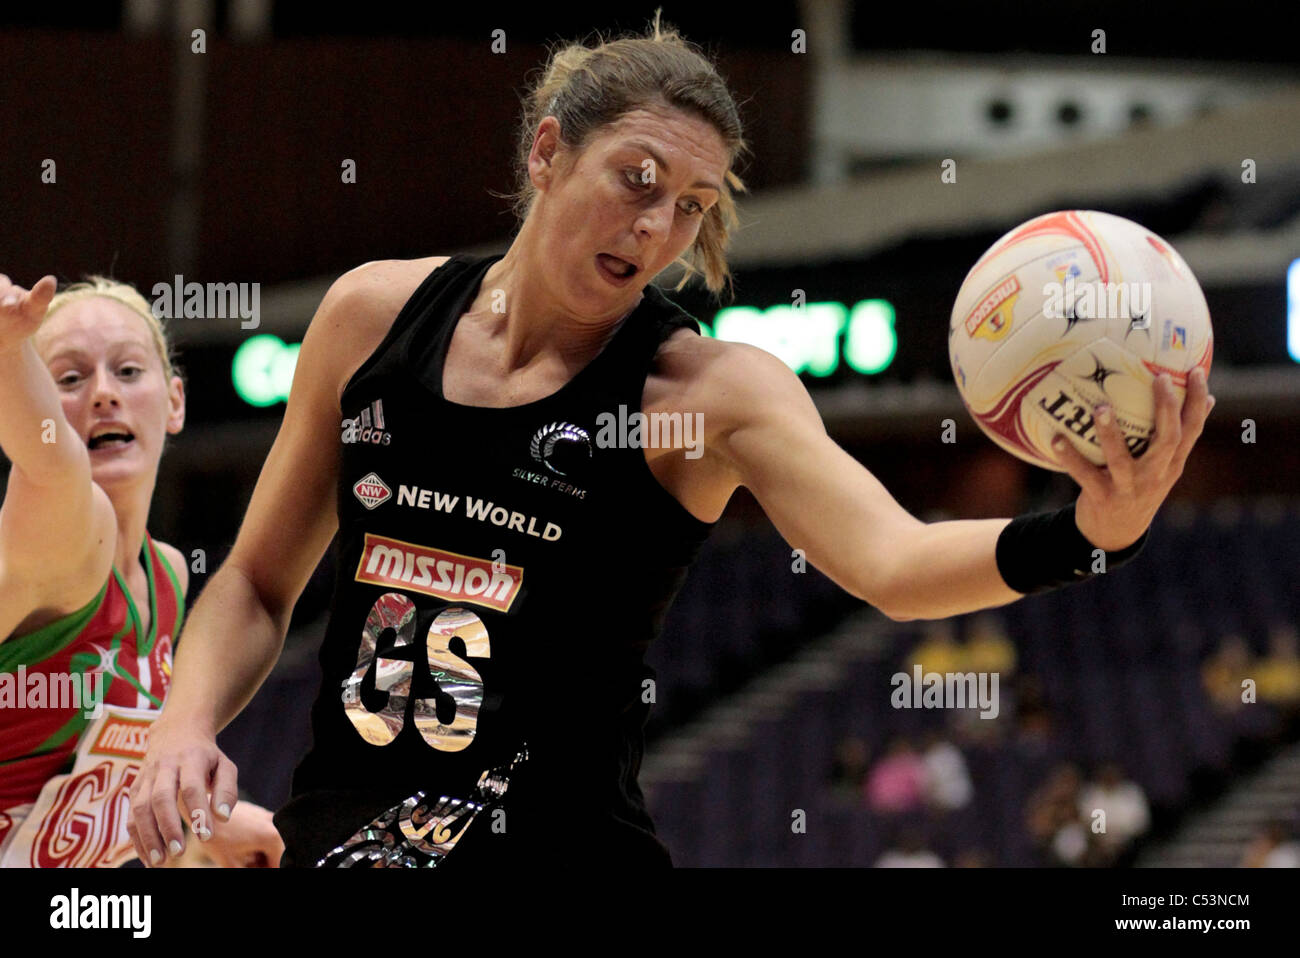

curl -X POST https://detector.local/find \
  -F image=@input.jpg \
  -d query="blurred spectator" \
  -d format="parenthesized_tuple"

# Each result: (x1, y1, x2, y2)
(1202, 634, 1253, 713)
(1078, 763, 1150, 863)
(920, 730, 973, 812)
(1240, 822, 1300, 868)
(964, 613, 1017, 677)
(876, 830, 944, 868)
(1012, 677, 1056, 754)
(829, 736, 870, 802)
(1255, 624, 1300, 707)
(1027, 763, 1087, 866)
(950, 613, 1018, 746)
(907, 622, 964, 675)
(865, 737, 926, 814)
(1016, 706, 1054, 745)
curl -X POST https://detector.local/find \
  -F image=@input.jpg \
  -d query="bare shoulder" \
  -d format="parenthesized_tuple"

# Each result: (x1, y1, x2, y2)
(0, 477, 116, 643)
(648, 329, 818, 429)
(308, 256, 452, 405)
(640, 330, 821, 516)
(330, 257, 452, 316)
(152, 539, 190, 599)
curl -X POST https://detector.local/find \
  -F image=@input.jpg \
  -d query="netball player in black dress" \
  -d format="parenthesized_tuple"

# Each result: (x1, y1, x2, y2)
(128, 18, 1212, 868)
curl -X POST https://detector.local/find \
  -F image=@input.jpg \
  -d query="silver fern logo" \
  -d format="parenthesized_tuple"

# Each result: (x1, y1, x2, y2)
(529, 421, 592, 476)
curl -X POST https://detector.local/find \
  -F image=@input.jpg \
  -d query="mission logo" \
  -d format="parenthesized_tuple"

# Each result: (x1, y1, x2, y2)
(354, 534, 524, 612)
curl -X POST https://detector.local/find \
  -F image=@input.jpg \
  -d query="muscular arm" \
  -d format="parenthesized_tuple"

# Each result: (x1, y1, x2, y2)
(131, 259, 447, 864)
(161, 259, 446, 732)
(698, 336, 1210, 620)
(697, 341, 1022, 621)
(158, 273, 358, 734)
(0, 276, 115, 639)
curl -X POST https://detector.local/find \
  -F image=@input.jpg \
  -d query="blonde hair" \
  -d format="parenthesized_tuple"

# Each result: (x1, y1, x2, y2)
(42, 276, 178, 381)
(506, 9, 749, 299)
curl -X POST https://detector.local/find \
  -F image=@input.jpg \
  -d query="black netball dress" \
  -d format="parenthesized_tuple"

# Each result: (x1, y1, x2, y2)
(273, 252, 718, 868)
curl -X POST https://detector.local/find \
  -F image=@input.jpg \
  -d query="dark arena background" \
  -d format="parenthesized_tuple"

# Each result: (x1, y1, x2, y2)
(2, 0, 1297, 941)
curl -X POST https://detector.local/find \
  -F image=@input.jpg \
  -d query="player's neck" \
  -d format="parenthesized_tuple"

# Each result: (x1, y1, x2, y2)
(483, 235, 642, 373)
(104, 483, 154, 581)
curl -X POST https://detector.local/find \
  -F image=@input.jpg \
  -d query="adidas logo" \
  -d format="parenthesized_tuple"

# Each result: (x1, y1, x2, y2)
(342, 399, 393, 446)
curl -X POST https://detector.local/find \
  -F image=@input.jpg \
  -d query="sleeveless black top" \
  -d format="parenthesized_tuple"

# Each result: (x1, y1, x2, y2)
(274, 253, 717, 868)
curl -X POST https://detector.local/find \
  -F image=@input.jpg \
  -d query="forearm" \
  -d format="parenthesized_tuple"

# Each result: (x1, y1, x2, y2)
(161, 562, 289, 734)
(883, 518, 1022, 621)
(0, 340, 87, 484)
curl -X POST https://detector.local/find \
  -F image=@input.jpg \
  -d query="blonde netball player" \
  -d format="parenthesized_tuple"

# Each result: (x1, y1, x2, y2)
(0, 274, 282, 867)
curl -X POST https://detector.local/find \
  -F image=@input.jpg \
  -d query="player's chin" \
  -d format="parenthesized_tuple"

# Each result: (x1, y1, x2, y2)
(88, 445, 157, 487)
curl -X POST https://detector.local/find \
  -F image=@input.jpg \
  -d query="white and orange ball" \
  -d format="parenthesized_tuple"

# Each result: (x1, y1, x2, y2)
(948, 209, 1213, 470)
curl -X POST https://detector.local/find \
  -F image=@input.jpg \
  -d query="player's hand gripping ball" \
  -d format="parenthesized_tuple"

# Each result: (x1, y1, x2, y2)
(949, 210, 1216, 549)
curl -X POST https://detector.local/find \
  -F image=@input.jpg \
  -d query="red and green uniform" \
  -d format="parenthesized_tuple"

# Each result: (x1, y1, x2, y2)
(0, 533, 184, 832)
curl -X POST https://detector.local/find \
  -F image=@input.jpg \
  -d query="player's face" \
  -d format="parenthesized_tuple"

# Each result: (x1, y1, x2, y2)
(34, 298, 185, 493)
(532, 102, 729, 315)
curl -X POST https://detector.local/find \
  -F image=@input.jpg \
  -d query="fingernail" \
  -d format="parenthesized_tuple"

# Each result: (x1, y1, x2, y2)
(1052, 436, 1065, 450)
(217, 803, 231, 820)
(198, 826, 212, 841)
(1, 294, 18, 307)
(169, 839, 182, 856)
(1096, 406, 1112, 425)
(149, 848, 162, 865)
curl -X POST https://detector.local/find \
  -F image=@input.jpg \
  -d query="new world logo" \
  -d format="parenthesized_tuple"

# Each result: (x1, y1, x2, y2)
(353, 473, 391, 510)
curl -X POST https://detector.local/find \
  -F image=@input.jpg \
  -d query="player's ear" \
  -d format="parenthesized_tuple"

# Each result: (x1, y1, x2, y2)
(528, 116, 565, 193)
(166, 374, 186, 434)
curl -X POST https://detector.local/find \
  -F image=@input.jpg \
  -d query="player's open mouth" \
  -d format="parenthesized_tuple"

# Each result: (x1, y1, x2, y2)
(88, 431, 135, 450)
(596, 253, 638, 284)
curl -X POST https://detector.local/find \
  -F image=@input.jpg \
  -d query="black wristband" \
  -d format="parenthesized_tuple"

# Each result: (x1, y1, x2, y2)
(995, 502, 1149, 595)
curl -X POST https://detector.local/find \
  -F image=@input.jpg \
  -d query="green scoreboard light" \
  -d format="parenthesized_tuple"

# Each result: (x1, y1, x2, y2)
(232, 334, 300, 407)
(230, 299, 898, 407)
(700, 299, 897, 377)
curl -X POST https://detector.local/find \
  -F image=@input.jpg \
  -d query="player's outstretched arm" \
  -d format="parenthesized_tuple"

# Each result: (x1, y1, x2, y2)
(698, 341, 1015, 621)
(129, 262, 407, 866)
(703, 342, 1212, 622)
(0, 274, 116, 641)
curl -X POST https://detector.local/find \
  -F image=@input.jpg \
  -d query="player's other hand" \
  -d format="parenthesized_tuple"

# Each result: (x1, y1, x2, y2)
(127, 717, 240, 866)
(0, 274, 57, 353)
(202, 801, 285, 868)
(1053, 367, 1215, 551)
